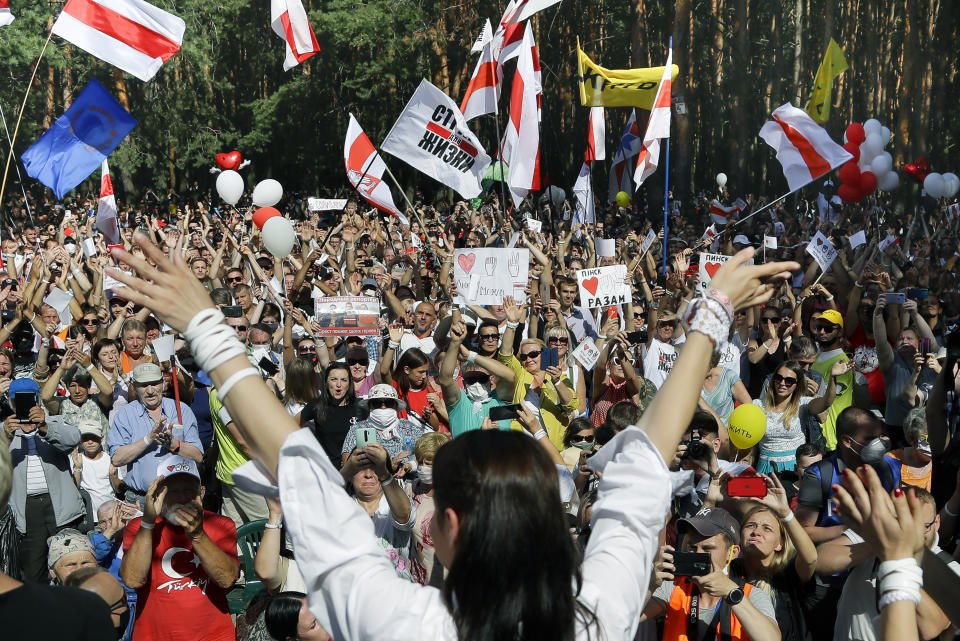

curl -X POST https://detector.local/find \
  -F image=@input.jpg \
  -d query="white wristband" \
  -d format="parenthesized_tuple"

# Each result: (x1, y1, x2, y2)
(878, 589, 921, 609)
(86, 364, 95, 371)
(779, 511, 795, 523)
(139, 520, 155, 530)
(387, 341, 400, 351)
(217, 367, 261, 401)
(263, 522, 281, 530)
(533, 429, 548, 441)
(143, 435, 152, 447)
(505, 321, 520, 330)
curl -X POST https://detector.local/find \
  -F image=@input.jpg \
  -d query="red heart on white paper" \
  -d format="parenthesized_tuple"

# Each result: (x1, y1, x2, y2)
(705, 262, 722, 278)
(583, 277, 599, 296)
(457, 253, 476, 273)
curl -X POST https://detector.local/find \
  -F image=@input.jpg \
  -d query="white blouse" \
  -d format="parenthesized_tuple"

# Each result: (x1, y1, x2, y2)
(277, 426, 671, 641)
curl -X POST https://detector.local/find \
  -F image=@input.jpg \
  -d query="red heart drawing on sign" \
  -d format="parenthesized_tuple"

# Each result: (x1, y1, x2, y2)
(457, 253, 476, 273)
(816, 237, 824, 246)
(705, 262, 722, 278)
(583, 277, 599, 295)
(167, 465, 175, 472)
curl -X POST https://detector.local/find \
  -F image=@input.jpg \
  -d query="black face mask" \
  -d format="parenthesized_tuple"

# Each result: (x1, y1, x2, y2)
(115, 607, 130, 639)
(816, 335, 836, 348)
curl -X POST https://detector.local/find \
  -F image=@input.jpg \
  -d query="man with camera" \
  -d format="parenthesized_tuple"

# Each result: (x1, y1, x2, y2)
(671, 409, 746, 519)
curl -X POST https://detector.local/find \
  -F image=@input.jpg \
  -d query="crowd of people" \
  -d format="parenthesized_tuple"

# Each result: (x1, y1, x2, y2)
(0, 179, 958, 641)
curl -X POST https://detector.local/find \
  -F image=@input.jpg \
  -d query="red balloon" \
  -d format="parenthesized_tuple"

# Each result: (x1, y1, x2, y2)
(837, 184, 861, 202)
(845, 123, 866, 145)
(842, 141, 860, 162)
(252, 207, 281, 229)
(860, 171, 878, 194)
(916, 156, 931, 172)
(215, 151, 243, 171)
(903, 162, 928, 184)
(838, 160, 861, 186)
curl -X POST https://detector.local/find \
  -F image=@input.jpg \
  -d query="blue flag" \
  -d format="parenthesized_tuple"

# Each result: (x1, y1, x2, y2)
(22, 78, 136, 199)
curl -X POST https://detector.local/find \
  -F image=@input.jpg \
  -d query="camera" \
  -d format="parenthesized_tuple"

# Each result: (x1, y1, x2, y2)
(681, 433, 710, 460)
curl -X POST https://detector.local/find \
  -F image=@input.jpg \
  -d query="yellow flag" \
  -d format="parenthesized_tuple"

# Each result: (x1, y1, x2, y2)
(577, 39, 679, 108)
(805, 38, 848, 124)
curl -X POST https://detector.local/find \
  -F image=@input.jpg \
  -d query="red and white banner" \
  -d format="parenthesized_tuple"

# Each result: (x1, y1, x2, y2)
(759, 102, 853, 192)
(96, 160, 122, 247)
(584, 107, 605, 163)
(514, 0, 562, 22)
(51, 0, 185, 82)
(494, 0, 528, 63)
(461, 29, 502, 121)
(572, 162, 594, 225)
(470, 18, 493, 54)
(607, 109, 641, 202)
(633, 46, 673, 188)
(502, 25, 540, 207)
(381, 80, 490, 198)
(0, 0, 14, 27)
(709, 199, 743, 225)
(270, 0, 320, 71)
(344, 114, 407, 224)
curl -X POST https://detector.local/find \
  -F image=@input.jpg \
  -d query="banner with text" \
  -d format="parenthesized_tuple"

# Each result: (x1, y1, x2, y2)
(312, 296, 380, 336)
(698, 253, 732, 291)
(576, 264, 630, 309)
(453, 248, 529, 305)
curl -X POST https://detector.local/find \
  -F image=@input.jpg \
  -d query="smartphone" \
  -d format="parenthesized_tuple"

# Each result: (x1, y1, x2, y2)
(672, 551, 712, 577)
(221, 305, 243, 318)
(919, 338, 931, 358)
(360, 259, 374, 267)
(356, 426, 378, 449)
(540, 347, 559, 370)
(881, 292, 906, 305)
(907, 287, 929, 301)
(14, 391, 35, 422)
(489, 404, 523, 422)
(727, 473, 768, 498)
(258, 356, 280, 376)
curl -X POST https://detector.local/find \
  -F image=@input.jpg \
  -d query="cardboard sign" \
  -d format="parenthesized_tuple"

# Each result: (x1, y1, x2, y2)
(452, 248, 529, 305)
(312, 296, 380, 336)
(848, 230, 867, 249)
(525, 217, 542, 233)
(571, 337, 601, 371)
(81, 238, 97, 258)
(151, 334, 176, 364)
(878, 234, 897, 252)
(576, 265, 630, 309)
(307, 198, 347, 212)
(596, 238, 616, 257)
(43, 287, 74, 326)
(698, 253, 732, 291)
(640, 229, 657, 254)
(806, 231, 838, 272)
(102, 270, 131, 293)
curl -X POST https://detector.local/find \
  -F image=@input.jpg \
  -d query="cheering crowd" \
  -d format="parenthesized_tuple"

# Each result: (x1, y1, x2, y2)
(0, 180, 959, 641)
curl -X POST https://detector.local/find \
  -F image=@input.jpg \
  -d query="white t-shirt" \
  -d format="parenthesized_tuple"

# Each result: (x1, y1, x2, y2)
(400, 332, 437, 359)
(80, 452, 114, 515)
(642, 339, 678, 388)
(753, 396, 813, 454)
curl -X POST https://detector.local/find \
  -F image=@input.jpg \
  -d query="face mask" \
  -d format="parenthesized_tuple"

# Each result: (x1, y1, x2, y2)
(368, 408, 399, 430)
(418, 464, 433, 485)
(250, 345, 271, 363)
(160, 502, 191, 525)
(572, 440, 594, 451)
(816, 336, 835, 349)
(851, 436, 889, 465)
(465, 382, 490, 403)
(115, 607, 131, 638)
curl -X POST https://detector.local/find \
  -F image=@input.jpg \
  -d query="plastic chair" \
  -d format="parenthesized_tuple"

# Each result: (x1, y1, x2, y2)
(226, 519, 266, 614)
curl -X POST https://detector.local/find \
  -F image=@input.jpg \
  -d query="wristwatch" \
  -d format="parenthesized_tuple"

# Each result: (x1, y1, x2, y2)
(725, 587, 745, 605)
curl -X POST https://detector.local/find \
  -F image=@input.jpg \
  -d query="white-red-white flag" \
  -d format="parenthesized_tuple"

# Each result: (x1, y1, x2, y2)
(502, 25, 539, 207)
(514, 0, 562, 22)
(494, 0, 528, 63)
(270, 0, 320, 71)
(584, 107, 605, 163)
(0, 0, 14, 27)
(96, 160, 122, 247)
(709, 199, 742, 226)
(608, 109, 641, 202)
(51, 0, 184, 82)
(461, 30, 502, 121)
(759, 102, 853, 192)
(633, 46, 672, 188)
(470, 18, 493, 54)
(343, 114, 407, 225)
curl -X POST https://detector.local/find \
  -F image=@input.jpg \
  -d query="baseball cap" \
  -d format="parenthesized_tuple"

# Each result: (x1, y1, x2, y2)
(47, 528, 95, 568)
(360, 278, 379, 292)
(677, 507, 741, 545)
(77, 419, 103, 438)
(132, 363, 164, 384)
(157, 455, 200, 481)
(819, 309, 844, 328)
(733, 234, 750, 246)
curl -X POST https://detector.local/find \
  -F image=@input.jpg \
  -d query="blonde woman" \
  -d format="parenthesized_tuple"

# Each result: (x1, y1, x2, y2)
(545, 326, 586, 418)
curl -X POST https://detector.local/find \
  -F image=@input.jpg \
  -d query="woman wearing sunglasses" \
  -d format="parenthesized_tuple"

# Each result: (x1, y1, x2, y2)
(545, 326, 586, 419)
(591, 333, 652, 428)
(752, 359, 848, 474)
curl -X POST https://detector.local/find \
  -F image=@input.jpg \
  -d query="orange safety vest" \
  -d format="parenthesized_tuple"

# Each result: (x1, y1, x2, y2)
(662, 578, 753, 641)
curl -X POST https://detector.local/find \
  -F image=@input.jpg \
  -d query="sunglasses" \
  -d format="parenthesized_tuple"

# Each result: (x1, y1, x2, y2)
(227, 276, 243, 283)
(575, 434, 595, 443)
(479, 333, 499, 341)
(518, 350, 541, 361)
(813, 324, 838, 333)
(368, 398, 397, 410)
(298, 346, 317, 354)
(347, 357, 369, 366)
(463, 372, 491, 386)
(232, 325, 249, 331)
(772, 373, 798, 386)
(82, 318, 98, 325)
(548, 336, 569, 344)
(763, 317, 780, 323)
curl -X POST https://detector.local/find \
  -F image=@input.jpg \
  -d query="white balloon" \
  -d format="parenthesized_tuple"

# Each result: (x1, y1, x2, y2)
(252, 179, 283, 207)
(870, 152, 893, 177)
(878, 171, 899, 191)
(863, 132, 884, 158)
(879, 126, 892, 144)
(944, 172, 960, 198)
(215, 170, 244, 206)
(716, 172, 728, 187)
(924, 173, 945, 199)
(863, 118, 882, 135)
(261, 216, 296, 258)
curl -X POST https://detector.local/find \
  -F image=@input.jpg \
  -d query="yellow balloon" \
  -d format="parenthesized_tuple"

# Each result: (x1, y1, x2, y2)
(615, 191, 631, 208)
(728, 403, 767, 450)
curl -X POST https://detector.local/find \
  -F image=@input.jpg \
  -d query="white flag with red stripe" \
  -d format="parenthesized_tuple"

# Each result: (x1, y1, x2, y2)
(470, 18, 493, 54)
(344, 114, 407, 225)
(759, 102, 853, 192)
(607, 109, 641, 202)
(572, 162, 594, 225)
(494, 0, 528, 63)
(460, 28, 502, 121)
(584, 107, 605, 163)
(633, 46, 672, 188)
(96, 160, 122, 247)
(709, 199, 743, 226)
(502, 25, 539, 207)
(270, 0, 320, 71)
(0, 0, 14, 27)
(51, 0, 184, 82)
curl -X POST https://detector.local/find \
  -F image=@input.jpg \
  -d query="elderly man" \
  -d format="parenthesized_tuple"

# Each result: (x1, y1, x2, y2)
(47, 528, 98, 583)
(121, 457, 238, 641)
(107, 363, 202, 506)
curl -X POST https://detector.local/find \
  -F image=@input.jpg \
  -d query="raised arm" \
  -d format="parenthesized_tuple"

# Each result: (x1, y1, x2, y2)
(873, 298, 895, 372)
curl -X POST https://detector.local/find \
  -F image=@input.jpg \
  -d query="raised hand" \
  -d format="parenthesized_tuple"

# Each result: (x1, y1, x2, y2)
(707, 248, 799, 310)
(503, 296, 524, 323)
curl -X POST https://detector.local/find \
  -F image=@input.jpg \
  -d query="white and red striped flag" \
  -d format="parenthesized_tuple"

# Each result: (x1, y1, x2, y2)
(709, 199, 743, 226)
(51, 0, 185, 82)
(461, 26, 502, 121)
(608, 109, 641, 202)
(584, 107, 605, 164)
(95, 160, 122, 248)
(494, 0, 529, 63)
(633, 46, 673, 188)
(0, 0, 14, 27)
(759, 102, 853, 192)
(343, 114, 407, 225)
(502, 25, 540, 207)
(271, 0, 320, 71)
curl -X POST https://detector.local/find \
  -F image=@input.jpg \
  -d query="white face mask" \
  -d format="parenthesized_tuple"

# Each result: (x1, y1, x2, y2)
(418, 464, 433, 485)
(251, 345, 271, 362)
(368, 408, 399, 431)
(465, 382, 490, 404)
(160, 502, 191, 525)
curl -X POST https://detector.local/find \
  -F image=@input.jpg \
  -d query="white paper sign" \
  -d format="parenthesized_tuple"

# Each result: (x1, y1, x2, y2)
(640, 229, 657, 254)
(103, 270, 130, 293)
(43, 287, 74, 326)
(453, 248, 529, 305)
(151, 334, 176, 364)
(848, 230, 867, 249)
(806, 231, 838, 272)
(307, 198, 348, 212)
(525, 217, 542, 233)
(878, 234, 897, 252)
(81, 238, 97, 258)
(576, 265, 630, 309)
(596, 238, 616, 257)
(763, 235, 777, 249)
(773, 221, 785, 236)
(698, 253, 732, 291)
(571, 337, 601, 371)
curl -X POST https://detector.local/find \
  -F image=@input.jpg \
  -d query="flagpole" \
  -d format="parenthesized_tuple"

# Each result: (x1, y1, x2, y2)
(0, 101, 34, 225)
(0, 29, 55, 219)
(488, 38, 511, 235)
(733, 188, 797, 227)
(661, 37, 672, 278)
(380, 160, 428, 231)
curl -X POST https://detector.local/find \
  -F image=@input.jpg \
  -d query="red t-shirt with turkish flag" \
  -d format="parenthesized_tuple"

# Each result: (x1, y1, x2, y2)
(123, 513, 238, 641)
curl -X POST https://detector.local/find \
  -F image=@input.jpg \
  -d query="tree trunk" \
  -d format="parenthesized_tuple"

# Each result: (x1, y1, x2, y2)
(630, 0, 650, 68)
(672, 0, 692, 197)
(791, 0, 803, 102)
(112, 69, 129, 111)
(895, 0, 920, 164)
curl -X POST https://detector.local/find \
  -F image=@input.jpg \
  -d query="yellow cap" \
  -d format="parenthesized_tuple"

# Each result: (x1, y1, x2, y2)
(819, 309, 844, 328)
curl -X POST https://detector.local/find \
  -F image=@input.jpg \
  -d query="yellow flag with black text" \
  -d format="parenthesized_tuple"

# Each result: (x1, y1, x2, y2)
(805, 39, 848, 124)
(577, 39, 679, 108)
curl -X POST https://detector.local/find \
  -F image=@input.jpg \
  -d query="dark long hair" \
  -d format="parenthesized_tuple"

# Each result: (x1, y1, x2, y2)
(264, 591, 307, 641)
(394, 347, 429, 399)
(433, 430, 593, 641)
(314, 362, 355, 426)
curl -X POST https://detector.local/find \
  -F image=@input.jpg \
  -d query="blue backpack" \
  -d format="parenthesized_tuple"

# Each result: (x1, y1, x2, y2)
(810, 454, 902, 527)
